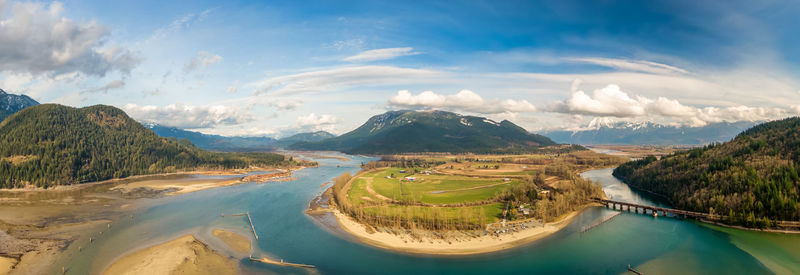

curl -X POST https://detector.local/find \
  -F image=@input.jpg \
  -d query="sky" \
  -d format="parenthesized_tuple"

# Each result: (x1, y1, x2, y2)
(1, 0, 800, 136)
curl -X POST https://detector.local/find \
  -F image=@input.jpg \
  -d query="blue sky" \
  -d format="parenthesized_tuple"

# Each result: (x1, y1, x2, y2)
(1, 0, 799, 136)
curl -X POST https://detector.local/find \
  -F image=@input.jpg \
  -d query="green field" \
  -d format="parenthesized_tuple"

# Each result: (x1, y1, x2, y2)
(354, 168, 519, 205)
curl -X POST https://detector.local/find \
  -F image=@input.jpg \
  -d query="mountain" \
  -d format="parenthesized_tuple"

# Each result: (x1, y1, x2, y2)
(289, 110, 556, 154)
(613, 117, 800, 226)
(0, 88, 39, 122)
(146, 123, 335, 151)
(146, 123, 276, 151)
(0, 104, 289, 188)
(540, 121, 755, 145)
(273, 131, 336, 147)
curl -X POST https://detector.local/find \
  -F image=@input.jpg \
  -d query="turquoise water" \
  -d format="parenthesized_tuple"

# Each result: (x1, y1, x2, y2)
(63, 156, 798, 274)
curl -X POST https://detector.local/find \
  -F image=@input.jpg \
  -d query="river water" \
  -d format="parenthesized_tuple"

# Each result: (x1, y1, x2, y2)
(62, 155, 800, 275)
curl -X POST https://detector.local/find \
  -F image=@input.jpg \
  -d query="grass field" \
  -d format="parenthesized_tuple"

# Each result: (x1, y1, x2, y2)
(338, 151, 627, 230)
(353, 168, 519, 205)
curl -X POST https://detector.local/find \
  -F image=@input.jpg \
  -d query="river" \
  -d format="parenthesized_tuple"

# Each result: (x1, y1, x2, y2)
(61, 154, 800, 274)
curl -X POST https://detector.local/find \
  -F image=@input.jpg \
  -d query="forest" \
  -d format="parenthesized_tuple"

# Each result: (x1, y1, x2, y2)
(614, 117, 800, 227)
(0, 104, 305, 188)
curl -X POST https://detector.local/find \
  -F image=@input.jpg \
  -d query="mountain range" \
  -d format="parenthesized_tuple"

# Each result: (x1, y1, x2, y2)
(540, 121, 755, 145)
(290, 110, 556, 154)
(0, 88, 39, 122)
(146, 123, 335, 151)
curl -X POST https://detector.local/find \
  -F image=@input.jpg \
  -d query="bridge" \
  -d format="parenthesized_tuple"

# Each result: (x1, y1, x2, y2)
(592, 198, 800, 229)
(592, 198, 717, 219)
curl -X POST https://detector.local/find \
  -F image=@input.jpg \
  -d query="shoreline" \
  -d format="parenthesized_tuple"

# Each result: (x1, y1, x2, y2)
(101, 234, 238, 275)
(0, 166, 307, 193)
(0, 166, 306, 274)
(326, 206, 587, 256)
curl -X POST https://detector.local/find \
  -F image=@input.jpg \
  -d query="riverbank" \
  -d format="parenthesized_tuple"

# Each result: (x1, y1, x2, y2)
(328, 206, 586, 255)
(102, 234, 238, 275)
(0, 166, 308, 194)
(0, 166, 302, 274)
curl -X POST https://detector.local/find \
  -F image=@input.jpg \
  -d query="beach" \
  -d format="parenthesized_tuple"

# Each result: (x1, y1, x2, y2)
(330, 208, 583, 255)
(102, 234, 238, 275)
(110, 177, 242, 196)
(0, 167, 298, 274)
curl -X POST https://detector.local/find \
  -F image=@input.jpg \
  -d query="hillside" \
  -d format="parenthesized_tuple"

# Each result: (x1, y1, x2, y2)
(290, 110, 556, 154)
(273, 131, 336, 147)
(613, 117, 800, 227)
(540, 121, 754, 145)
(147, 123, 334, 150)
(0, 104, 294, 188)
(0, 89, 39, 122)
(146, 123, 276, 151)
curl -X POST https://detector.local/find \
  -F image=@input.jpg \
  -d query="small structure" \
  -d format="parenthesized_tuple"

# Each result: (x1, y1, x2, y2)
(404, 176, 417, 181)
(385, 176, 392, 179)
(539, 190, 550, 195)
(399, 170, 407, 173)
(503, 178, 511, 182)
(424, 170, 432, 175)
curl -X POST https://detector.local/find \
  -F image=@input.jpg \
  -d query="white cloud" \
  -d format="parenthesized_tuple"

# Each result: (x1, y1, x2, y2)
(80, 80, 125, 94)
(226, 86, 237, 93)
(249, 65, 449, 95)
(184, 51, 222, 73)
(268, 98, 303, 110)
(565, 57, 689, 75)
(123, 103, 253, 129)
(343, 47, 419, 62)
(0, 1, 140, 76)
(548, 84, 797, 127)
(296, 113, 340, 132)
(147, 9, 213, 42)
(388, 90, 537, 114)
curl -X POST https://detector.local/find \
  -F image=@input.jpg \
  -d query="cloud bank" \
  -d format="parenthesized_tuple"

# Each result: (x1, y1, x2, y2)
(388, 90, 537, 115)
(0, 1, 140, 76)
(548, 84, 796, 127)
(123, 103, 253, 128)
(296, 113, 340, 132)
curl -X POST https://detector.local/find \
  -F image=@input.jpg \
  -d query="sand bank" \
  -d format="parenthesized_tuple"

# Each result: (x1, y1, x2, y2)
(110, 178, 241, 196)
(0, 256, 17, 275)
(102, 234, 237, 275)
(211, 229, 251, 254)
(332, 209, 581, 255)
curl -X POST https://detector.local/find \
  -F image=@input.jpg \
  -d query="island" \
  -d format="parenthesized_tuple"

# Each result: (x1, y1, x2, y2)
(309, 149, 627, 254)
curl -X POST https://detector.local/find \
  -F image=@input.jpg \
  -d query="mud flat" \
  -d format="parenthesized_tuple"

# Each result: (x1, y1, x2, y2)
(211, 229, 251, 254)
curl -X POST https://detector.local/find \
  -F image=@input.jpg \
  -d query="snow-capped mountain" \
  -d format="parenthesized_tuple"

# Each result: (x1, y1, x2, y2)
(539, 121, 756, 145)
(0, 89, 39, 122)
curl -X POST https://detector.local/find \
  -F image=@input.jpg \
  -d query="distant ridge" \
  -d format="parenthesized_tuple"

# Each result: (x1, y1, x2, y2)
(146, 123, 335, 151)
(290, 110, 557, 154)
(540, 121, 755, 145)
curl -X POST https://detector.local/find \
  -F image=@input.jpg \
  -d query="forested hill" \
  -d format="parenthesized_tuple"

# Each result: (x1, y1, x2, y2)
(0, 104, 294, 188)
(613, 117, 800, 227)
(289, 110, 557, 154)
